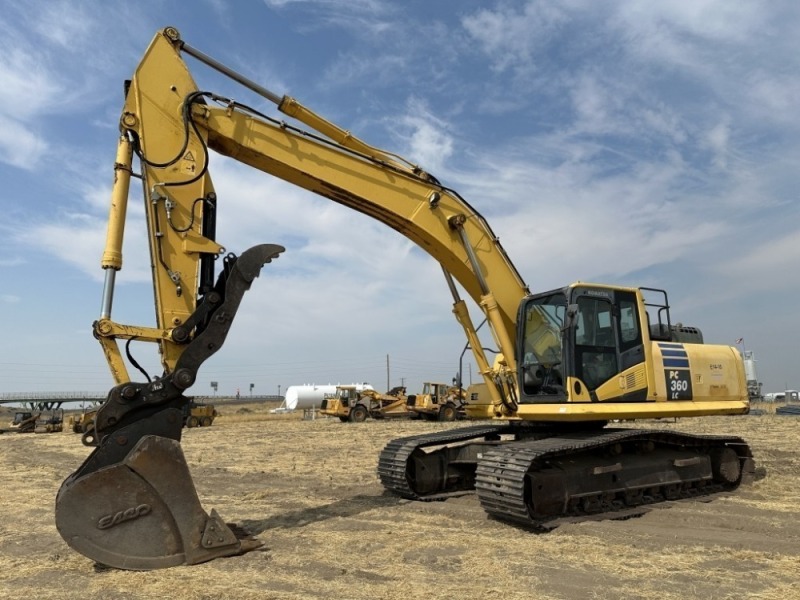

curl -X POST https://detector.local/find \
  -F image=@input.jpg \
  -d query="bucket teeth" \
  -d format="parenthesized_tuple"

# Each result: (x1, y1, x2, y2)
(201, 510, 240, 549)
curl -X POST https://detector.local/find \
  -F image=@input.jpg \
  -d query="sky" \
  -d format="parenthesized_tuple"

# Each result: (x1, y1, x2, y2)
(0, 0, 797, 400)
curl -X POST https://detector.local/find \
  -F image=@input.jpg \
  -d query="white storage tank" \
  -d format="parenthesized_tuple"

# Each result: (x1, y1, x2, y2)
(284, 383, 373, 410)
(742, 351, 758, 383)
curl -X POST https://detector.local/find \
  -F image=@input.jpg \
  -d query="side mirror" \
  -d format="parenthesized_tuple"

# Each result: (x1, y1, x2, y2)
(561, 303, 579, 332)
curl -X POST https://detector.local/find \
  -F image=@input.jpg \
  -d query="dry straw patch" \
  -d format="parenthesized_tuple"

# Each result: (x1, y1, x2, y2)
(1, 405, 799, 600)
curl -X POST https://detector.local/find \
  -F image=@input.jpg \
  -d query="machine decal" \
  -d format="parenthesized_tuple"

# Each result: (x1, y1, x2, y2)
(662, 356, 690, 368)
(665, 369, 693, 400)
(658, 342, 690, 368)
(658, 343, 693, 400)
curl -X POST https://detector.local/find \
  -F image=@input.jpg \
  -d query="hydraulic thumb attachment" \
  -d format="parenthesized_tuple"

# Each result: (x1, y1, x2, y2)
(55, 244, 284, 570)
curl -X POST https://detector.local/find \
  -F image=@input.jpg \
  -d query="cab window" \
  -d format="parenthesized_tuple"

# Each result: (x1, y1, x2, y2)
(574, 296, 618, 390)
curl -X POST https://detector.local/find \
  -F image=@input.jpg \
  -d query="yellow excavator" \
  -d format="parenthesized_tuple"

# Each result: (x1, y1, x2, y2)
(55, 27, 754, 570)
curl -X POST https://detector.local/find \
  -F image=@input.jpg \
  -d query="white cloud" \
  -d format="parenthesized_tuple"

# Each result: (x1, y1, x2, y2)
(614, 0, 767, 47)
(461, 2, 567, 75)
(208, 157, 428, 278)
(0, 47, 63, 120)
(263, 0, 388, 14)
(716, 229, 800, 291)
(391, 98, 454, 173)
(263, 0, 393, 35)
(0, 257, 25, 267)
(744, 72, 800, 129)
(0, 3, 148, 170)
(0, 115, 49, 168)
(568, 74, 619, 134)
(704, 119, 731, 169)
(0, 27, 60, 168)
(29, 1, 93, 48)
(610, 1, 800, 131)
(14, 211, 151, 285)
(320, 53, 407, 90)
(1, 294, 20, 304)
(440, 134, 744, 288)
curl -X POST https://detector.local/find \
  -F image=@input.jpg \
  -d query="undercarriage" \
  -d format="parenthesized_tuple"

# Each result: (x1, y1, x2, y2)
(378, 424, 755, 529)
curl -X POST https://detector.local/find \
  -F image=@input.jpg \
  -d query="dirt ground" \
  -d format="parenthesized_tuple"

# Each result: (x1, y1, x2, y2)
(1, 402, 798, 600)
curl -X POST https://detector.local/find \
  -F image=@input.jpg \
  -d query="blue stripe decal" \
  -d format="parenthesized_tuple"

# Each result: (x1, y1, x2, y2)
(657, 342, 684, 349)
(663, 358, 690, 368)
(661, 349, 688, 358)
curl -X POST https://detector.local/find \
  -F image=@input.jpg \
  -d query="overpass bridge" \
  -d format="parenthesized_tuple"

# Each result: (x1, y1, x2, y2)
(0, 391, 107, 411)
(0, 392, 283, 411)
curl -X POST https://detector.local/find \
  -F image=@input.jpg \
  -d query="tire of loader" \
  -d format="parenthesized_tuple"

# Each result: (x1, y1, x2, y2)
(81, 427, 96, 447)
(350, 405, 368, 423)
(200, 417, 212, 427)
(438, 404, 457, 422)
(186, 416, 199, 428)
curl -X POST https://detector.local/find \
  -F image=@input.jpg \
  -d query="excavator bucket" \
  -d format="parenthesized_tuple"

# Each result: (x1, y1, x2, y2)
(56, 244, 283, 569)
(56, 410, 261, 570)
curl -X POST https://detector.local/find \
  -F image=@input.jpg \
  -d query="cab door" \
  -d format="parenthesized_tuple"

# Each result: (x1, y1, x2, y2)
(573, 294, 619, 391)
(570, 288, 644, 400)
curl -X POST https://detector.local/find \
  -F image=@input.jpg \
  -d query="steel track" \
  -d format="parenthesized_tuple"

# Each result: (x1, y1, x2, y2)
(475, 429, 752, 528)
(378, 425, 753, 528)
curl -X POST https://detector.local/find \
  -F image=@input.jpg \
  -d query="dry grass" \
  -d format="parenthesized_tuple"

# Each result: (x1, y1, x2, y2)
(1, 404, 799, 600)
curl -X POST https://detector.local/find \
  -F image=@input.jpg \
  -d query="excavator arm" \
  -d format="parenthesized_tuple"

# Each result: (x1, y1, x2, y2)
(98, 26, 529, 410)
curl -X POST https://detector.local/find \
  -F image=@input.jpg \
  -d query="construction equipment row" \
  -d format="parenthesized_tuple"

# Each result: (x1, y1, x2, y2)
(319, 382, 485, 422)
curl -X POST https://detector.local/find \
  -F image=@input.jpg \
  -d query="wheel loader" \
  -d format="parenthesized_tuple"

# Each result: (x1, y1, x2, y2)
(407, 382, 466, 421)
(2, 410, 63, 434)
(183, 401, 218, 428)
(321, 385, 409, 422)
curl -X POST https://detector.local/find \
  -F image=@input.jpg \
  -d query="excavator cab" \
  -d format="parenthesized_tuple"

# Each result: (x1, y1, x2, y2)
(518, 284, 650, 402)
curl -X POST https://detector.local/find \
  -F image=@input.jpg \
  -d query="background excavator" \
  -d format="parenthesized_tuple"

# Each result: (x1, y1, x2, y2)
(55, 27, 754, 571)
